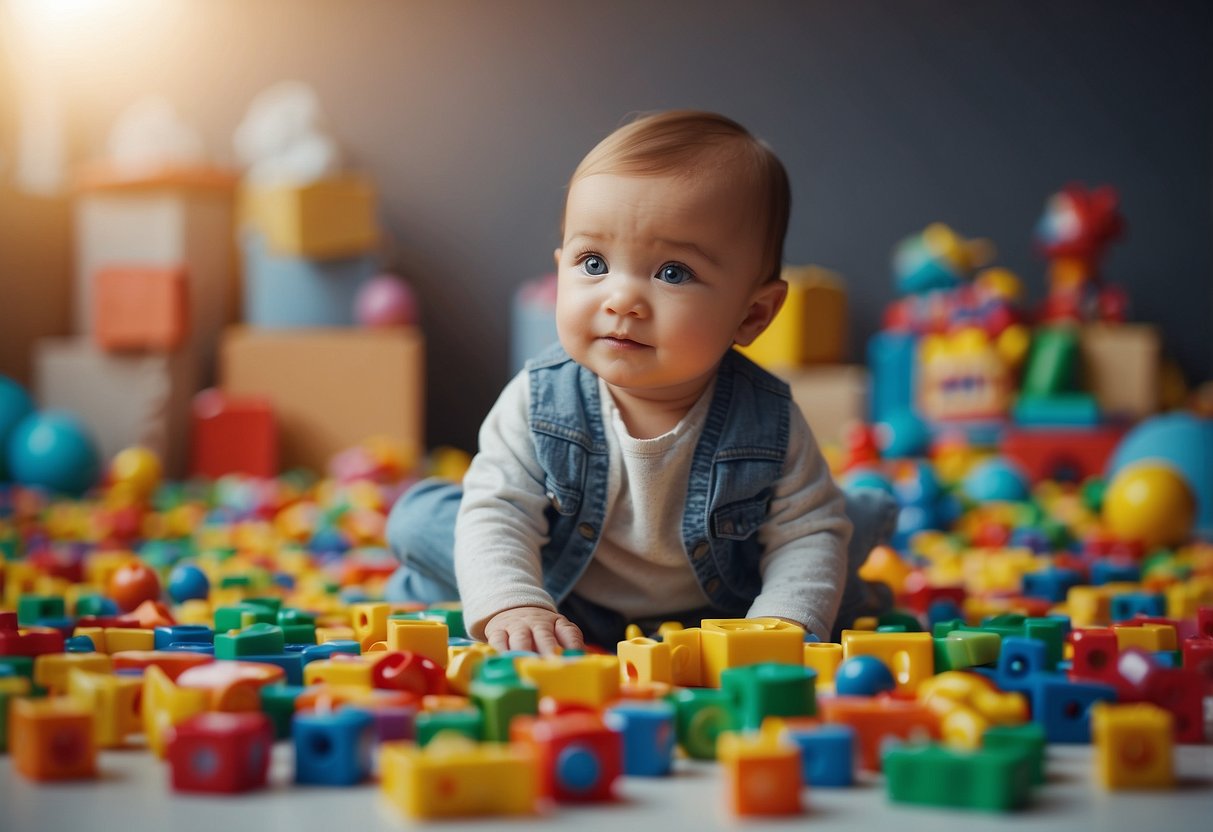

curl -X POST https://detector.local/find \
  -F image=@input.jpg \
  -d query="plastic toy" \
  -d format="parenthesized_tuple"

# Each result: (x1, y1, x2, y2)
(1033, 184, 1125, 324)
(1107, 412, 1213, 537)
(962, 457, 1031, 503)
(10, 697, 98, 781)
(0, 374, 36, 480)
(354, 273, 418, 327)
(670, 687, 736, 760)
(240, 174, 377, 259)
(738, 264, 847, 368)
(603, 700, 676, 777)
(107, 445, 162, 503)
(776, 722, 856, 787)
(616, 636, 674, 686)
(386, 618, 449, 667)
(517, 653, 621, 709)
(92, 265, 189, 351)
(166, 711, 273, 793)
(33, 652, 112, 696)
(893, 223, 994, 295)
(720, 662, 817, 730)
(189, 389, 278, 478)
(1102, 462, 1196, 551)
(832, 655, 896, 697)
(414, 707, 483, 746)
(6, 409, 101, 495)
(698, 618, 805, 688)
(167, 563, 211, 603)
(817, 696, 941, 771)
(840, 630, 935, 694)
(716, 730, 803, 816)
(883, 742, 1032, 812)
(802, 641, 844, 687)
(510, 711, 622, 802)
(293, 708, 375, 786)
(379, 734, 538, 819)
(1091, 702, 1174, 789)
(107, 561, 162, 613)
(468, 661, 539, 742)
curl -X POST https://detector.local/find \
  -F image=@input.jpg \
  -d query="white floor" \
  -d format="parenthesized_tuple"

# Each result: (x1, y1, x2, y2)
(2, 741, 1211, 832)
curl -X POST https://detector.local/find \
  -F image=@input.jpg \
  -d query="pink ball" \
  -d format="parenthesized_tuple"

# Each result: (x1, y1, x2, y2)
(354, 274, 418, 327)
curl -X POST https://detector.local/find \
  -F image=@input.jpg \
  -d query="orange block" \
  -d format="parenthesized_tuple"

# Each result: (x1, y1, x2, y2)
(93, 265, 189, 351)
(818, 695, 941, 772)
(190, 388, 278, 478)
(10, 697, 97, 781)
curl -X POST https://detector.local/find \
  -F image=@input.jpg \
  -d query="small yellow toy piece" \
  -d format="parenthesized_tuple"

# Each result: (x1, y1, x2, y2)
(380, 734, 538, 819)
(917, 671, 1028, 750)
(141, 665, 209, 758)
(305, 655, 378, 690)
(1113, 622, 1178, 653)
(802, 642, 843, 688)
(664, 627, 703, 687)
(716, 730, 803, 816)
(34, 652, 113, 696)
(840, 631, 934, 695)
(858, 545, 914, 594)
(517, 654, 621, 709)
(1065, 585, 1112, 628)
(617, 636, 673, 686)
(67, 668, 142, 748)
(72, 626, 107, 653)
(446, 643, 494, 696)
(699, 618, 805, 688)
(387, 618, 449, 668)
(351, 602, 390, 649)
(1103, 463, 1196, 551)
(102, 627, 155, 653)
(1091, 703, 1175, 789)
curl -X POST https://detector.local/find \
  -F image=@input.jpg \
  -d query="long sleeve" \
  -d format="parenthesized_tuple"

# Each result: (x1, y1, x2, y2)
(453, 373, 556, 640)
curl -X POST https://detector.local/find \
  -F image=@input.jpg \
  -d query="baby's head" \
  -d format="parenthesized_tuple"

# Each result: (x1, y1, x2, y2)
(554, 111, 791, 404)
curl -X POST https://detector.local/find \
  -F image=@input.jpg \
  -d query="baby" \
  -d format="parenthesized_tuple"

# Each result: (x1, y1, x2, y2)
(386, 110, 891, 653)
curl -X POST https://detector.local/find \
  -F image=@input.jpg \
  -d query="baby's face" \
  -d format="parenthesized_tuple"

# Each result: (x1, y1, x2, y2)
(554, 169, 776, 403)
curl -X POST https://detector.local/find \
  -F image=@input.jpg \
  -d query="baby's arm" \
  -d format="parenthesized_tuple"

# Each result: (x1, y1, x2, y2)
(748, 407, 853, 640)
(453, 373, 583, 654)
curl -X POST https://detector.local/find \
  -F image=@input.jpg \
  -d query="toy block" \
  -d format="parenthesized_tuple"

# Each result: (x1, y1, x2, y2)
(1091, 702, 1174, 789)
(239, 229, 375, 327)
(699, 618, 805, 688)
(739, 265, 847, 369)
(1115, 649, 1205, 743)
(802, 642, 843, 687)
(66, 667, 142, 747)
(92, 264, 188, 351)
(1114, 622, 1178, 653)
(1066, 585, 1112, 628)
(73, 169, 237, 379)
(213, 601, 278, 632)
(840, 630, 934, 694)
(1110, 592, 1167, 622)
(468, 668, 540, 743)
(293, 708, 375, 786)
(386, 618, 449, 668)
(1000, 426, 1125, 485)
(785, 364, 869, 447)
(817, 696, 941, 771)
(918, 672, 1028, 749)
(616, 636, 673, 686)
(260, 683, 306, 739)
(603, 700, 676, 777)
(305, 650, 446, 695)
(934, 630, 1002, 671)
(176, 659, 285, 711)
(721, 662, 817, 731)
(190, 388, 278, 478)
(773, 721, 855, 787)
(884, 743, 1032, 812)
(154, 623, 214, 650)
(400, 606, 466, 639)
(220, 326, 424, 473)
(510, 711, 622, 802)
(239, 174, 377, 259)
(1030, 675, 1118, 743)
(1080, 323, 1161, 419)
(663, 626, 703, 687)
(16, 594, 65, 625)
(717, 730, 804, 816)
(239, 652, 306, 686)
(33, 652, 112, 696)
(214, 622, 285, 659)
(670, 687, 737, 760)
(102, 627, 155, 653)
(516, 653, 621, 709)
(34, 337, 196, 477)
(983, 722, 1046, 784)
(166, 711, 273, 793)
(1181, 637, 1213, 693)
(112, 649, 213, 681)
(446, 642, 493, 696)
(415, 707, 483, 746)
(10, 696, 97, 781)
(379, 735, 538, 819)
(0, 625, 66, 658)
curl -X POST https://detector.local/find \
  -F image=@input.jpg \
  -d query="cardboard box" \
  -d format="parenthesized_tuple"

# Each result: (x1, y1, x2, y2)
(784, 364, 869, 447)
(1080, 324, 1160, 420)
(220, 327, 424, 472)
(93, 265, 189, 351)
(239, 230, 374, 328)
(239, 174, 378, 259)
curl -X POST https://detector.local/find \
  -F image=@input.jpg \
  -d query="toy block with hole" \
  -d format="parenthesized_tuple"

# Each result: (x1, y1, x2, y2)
(516, 653, 621, 709)
(10, 696, 97, 781)
(840, 630, 935, 695)
(817, 695, 941, 771)
(445, 642, 493, 696)
(716, 729, 804, 816)
(220, 326, 424, 473)
(379, 734, 538, 819)
(1069, 628, 1121, 684)
(175, 659, 284, 711)
(699, 618, 806, 688)
(386, 618, 449, 668)
(350, 602, 390, 648)
(616, 636, 673, 686)
(1181, 637, 1213, 693)
(1000, 426, 1125, 486)
(663, 626, 704, 687)
(1115, 648, 1205, 743)
(305, 651, 447, 696)
(510, 711, 623, 803)
(190, 388, 278, 478)
(166, 711, 273, 793)
(721, 662, 817, 731)
(66, 667, 142, 748)
(670, 687, 737, 760)
(293, 707, 375, 786)
(785, 364, 870, 447)
(33, 651, 112, 696)
(802, 642, 843, 687)
(1091, 702, 1174, 789)
(92, 264, 189, 351)
(603, 700, 676, 777)
(738, 265, 847, 369)
(883, 742, 1033, 812)
(773, 721, 856, 787)
(141, 664, 215, 758)
(239, 174, 377, 259)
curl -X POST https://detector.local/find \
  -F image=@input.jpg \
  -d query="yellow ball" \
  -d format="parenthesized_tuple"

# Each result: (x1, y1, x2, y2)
(1103, 462, 1196, 550)
(109, 446, 162, 499)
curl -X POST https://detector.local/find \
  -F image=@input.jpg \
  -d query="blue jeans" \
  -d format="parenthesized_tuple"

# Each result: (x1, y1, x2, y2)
(384, 478, 897, 645)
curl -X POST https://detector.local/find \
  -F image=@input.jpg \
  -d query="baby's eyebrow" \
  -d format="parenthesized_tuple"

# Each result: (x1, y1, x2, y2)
(654, 237, 721, 268)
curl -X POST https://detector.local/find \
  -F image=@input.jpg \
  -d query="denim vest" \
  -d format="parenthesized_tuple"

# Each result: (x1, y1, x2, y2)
(526, 344, 791, 616)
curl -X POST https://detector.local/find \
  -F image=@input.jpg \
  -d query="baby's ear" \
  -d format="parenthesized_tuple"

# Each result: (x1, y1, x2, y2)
(553, 248, 562, 269)
(733, 278, 788, 347)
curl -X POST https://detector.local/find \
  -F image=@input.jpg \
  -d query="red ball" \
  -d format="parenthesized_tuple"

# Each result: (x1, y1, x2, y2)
(108, 562, 162, 612)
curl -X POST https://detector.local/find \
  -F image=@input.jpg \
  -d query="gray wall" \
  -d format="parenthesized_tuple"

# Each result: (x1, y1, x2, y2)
(26, 0, 1213, 451)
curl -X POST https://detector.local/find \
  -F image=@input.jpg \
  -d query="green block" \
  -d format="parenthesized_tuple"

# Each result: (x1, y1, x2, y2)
(1013, 393, 1100, 427)
(979, 613, 1027, 640)
(669, 687, 736, 760)
(0, 657, 36, 685)
(934, 630, 1002, 671)
(278, 608, 317, 645)
(884, 743, 1032, 812)
(72, 594, 115, 618)
(214, 603, 276, 632)
(391, 607, 467, 640)
(247, 597, 283, 616)
(1021, 327, 1081, 397)
(0, 690, 11, 750)
(932, 619, 966, 638)
(260, 684, 306, 740)
(1024, 617, 1066, 670)
(214, 622, 285, 659)
(475, 655, 524, 685)
(878, 610, 924, 632)
(17, 595, 65, 626)
(983, 722, 1046, 785)
(721, 662, 816, 731)
(876, 624, 908, 633)
(416, 709, 483, 746)
(469, 679, 539, 742)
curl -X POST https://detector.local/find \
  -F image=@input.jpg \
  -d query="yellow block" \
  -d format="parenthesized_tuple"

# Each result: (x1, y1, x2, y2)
(700, 618, 805, 688)
(380, 735, 537, 819)
(141, 665, 209, 758)
(1114, 623, 1178, 653)
(34, 653, 113, 696)
(664, 627, 703, 687)
(387, 619, 450, 668)
(316, 625, 358, 643)
(738, 265, 847, 368)
(516, 654, 621, 709)
(1092, 703, 1174, 789)
(840, 630, 934, 695)
(617, 637, 673, 686)
(446, 644, 493, 696)
(351, 602, 391, 649)
(1067, 586, 1112, 628)
(239, 174, 378, 259)
(103, 627, 155, 654)
(803, 642, 843, 687)
(67, 668, 142, 747)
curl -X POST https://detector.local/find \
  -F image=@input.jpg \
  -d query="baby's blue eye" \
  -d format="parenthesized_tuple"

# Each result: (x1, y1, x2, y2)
(581, 255, 608, 276)
(656, 263, 693, 285)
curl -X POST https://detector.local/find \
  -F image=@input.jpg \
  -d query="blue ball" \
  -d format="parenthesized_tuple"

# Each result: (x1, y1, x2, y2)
(6, 410, 100, 496)
(556, 744, 601, 792)
(0, 375, 35, 481)
(962, 457, 1031, 503)
(167, 563, 210, 603)
(833, 655, 897, 696)
(877, 410, 931, 458)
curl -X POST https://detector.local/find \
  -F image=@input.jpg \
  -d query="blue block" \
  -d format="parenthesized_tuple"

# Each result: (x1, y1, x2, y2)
(995, 637, 1050, 691)
(293, 708, 375, 786)
(241, 230, 375, 328)
(163, 643, 215, 655)
(301, 640, 361, 662)
(154, 624, 214, 650)
(1090, 560, 1140, 585)
(785, 723, 855, 787)
(239, 652, 306, 686)
(1021, 568, 1083, 603)
(64, 635, 96, 652)
(1030, 676, 1117, 743)
(603, 701, 676, 777)
(926, 599, 964, 629)
(1109, 592, 1166, 622)
(867, 332, 918, 424)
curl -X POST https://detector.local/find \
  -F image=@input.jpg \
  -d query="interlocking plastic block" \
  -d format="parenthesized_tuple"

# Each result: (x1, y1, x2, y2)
(1000, 426, 1124, 484)
(1091, 702, 1175, 789)
(603, 700, 676, 777)
(1113, 622, 1178, 653)
(380, 734, 538, 819)
(400, 606, 466, 640)
(166, 711, 273, 793)
(934, 630, 1001, 671)
(817, 695, 941, 771)
(1115, 649, 1205, 743)
(239, 652, 306, 686)
(884, 743, 1032, 812)
(663, 626, 703, 687)
(469, 666, 540, 743)
(190, 389, 278, 478)
(1181, 637, 1213, 693)
(721, 662, 817, 730)
(699, 618, 805, 688)
(616, 636, 673, 686)
(214, 622, 286, 659)
(386, 618, 449, 668)
(779, 722, 856, 787)
(176, 659, 285, 711)
(112, 649, 213, 682)
(517, 654, 621, 709)
(10, 696, 97, 781)
(445, 643, 493, 696)
(93, 265, 188, 351)
(803, 642, 843, 687)
(738, 265, 847, 369)
(510, 712, 622, 803)
(840, 630, 935, 694)
(1022, 567, 1084, 602)
(1110, 592, 1166, 622)
(153, 624, 215, 650)
(260, 683, 306, 739)
(1031, 675, 1118, 743)
(293, 708, 375, 786)
(239, 174, 377, 259)
(415, 707, 483, 746)
(33, 652, 112, 696)
(66, 667, 142, 747)
(717, 730, 804, 816)
(982, 721, 1047, 784)
(670, 687, 737, 760)
(102, 627, 155, 653)
(17, 595, 65, 626)
(0, 625, 65, 657)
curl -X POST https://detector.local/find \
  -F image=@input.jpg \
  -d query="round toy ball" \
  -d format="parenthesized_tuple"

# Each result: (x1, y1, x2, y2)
(962, 457, 1031, 504)
(109, 445, 162, 501)
(1102, 462, 1196, 551)
(6, 410, 101, 496)
(876, 410, 931, 458)
(0, 374, 36, 480)
(1108, 412, 1213, 538)
(107, 561, 162, 612)
(833, 655, 897, 696)
(167, 563, 210, 603)
(841, 466, 896, 498)
(354, 274, 418, 327)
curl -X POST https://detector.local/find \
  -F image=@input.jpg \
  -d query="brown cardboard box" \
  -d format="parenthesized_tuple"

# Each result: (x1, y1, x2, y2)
(783, 364, 869, 447)
(1080, 324, 1160, 420)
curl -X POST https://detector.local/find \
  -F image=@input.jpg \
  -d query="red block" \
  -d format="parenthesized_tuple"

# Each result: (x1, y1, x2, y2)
(1068, 628, 1120, 683)
(1116, 648, 1205, 743)
(1000, 426, 1125, 483)
(511, 712, 622, 802)
(93, 265, 189, 351)
(1181, 637, 1213, 694)
(166, 712, 273, 793)
(1197, 607, 1213, 640)
(190, 388, 278, 478)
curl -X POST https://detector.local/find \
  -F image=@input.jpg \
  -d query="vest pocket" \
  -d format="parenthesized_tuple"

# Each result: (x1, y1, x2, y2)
(543, 477, 582, 517)
(710, 489, 771, 540)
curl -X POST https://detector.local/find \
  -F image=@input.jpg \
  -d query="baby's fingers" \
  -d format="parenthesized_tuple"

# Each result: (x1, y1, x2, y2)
(555, 618, 585, 651)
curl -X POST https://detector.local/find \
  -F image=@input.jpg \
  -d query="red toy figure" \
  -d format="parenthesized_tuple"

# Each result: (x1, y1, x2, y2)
(1033, 184, 1126, 324)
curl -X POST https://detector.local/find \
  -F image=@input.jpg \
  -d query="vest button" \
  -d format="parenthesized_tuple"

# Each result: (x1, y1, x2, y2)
(692, 542, 710, 560)
(577, 523, 596, 540)
(546, 491, 561, 512)
(705, 578, 722, 595)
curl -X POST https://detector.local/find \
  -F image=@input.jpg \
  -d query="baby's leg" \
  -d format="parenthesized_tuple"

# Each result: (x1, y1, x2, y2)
(383, 477, 462, 603)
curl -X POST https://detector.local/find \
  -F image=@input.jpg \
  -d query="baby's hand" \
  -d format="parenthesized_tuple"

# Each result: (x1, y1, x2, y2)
(484, 606, 584, 655)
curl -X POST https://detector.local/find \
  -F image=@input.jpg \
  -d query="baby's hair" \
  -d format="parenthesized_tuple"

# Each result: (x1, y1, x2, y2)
(566, 110, 790, 283)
